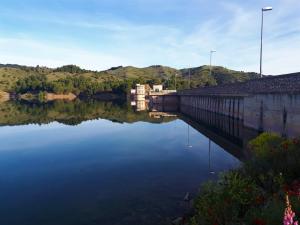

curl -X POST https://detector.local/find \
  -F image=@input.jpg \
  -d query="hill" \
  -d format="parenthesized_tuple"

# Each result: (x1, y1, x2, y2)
(180, 66, 260, 86)
(0, 63, 260, 94)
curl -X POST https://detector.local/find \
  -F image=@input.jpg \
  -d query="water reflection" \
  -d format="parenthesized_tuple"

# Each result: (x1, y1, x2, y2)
(187, 124, 193, 149)
(0, 100, 256, 225)
(180, 105, 259, 160)
(0, 100, 175, 126)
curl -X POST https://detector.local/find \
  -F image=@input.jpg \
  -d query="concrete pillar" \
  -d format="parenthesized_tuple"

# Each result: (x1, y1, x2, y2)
(233, 98, 236, 118)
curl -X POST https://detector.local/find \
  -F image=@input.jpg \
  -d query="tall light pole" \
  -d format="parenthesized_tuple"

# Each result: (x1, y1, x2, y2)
(174, 73, 177, 90)
(260, 6, 273, 78)
(188, 69, 191, 89)
(210, 50, 216, 77)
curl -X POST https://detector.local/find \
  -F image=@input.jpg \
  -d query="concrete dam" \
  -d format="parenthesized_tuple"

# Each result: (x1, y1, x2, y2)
(153, 73, 300, 138)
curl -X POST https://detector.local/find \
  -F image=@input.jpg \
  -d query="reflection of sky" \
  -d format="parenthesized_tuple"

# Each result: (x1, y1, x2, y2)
(0, 120, 124, 151)
(0, 118, 240, 225)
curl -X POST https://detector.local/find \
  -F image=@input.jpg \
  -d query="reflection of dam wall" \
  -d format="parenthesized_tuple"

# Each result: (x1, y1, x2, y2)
(180, 105, 259, 159)
(180, 104, 245, 140)
(179, 74, 300, 138)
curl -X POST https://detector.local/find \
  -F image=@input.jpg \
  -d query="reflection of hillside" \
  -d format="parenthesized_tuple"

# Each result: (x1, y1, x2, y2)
(0, 100, 176, 126)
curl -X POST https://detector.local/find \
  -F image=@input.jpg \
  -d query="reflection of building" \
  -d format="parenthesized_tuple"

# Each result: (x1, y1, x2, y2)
(131, 100, 149, 112)
(130, 89, 136, 95)
(136, 84, 146, 101)
(136, 100, 147, 111)
(153, 85, 163, 92)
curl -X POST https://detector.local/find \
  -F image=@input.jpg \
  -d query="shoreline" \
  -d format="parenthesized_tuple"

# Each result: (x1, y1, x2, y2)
(0, 91, 126, 103)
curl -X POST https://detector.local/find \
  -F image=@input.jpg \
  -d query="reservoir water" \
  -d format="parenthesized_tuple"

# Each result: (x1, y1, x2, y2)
(0, 100, 255, 225)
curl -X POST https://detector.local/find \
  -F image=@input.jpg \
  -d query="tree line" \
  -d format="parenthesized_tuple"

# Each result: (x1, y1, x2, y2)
(13, 72, 207, 97)
(14, 75, 129, 96)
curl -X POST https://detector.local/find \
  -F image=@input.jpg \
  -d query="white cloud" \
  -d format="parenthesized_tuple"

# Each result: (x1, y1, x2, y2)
(0, 37, 132, 70)
(0, 0, 299, 74)
(169, 0, 300, 74)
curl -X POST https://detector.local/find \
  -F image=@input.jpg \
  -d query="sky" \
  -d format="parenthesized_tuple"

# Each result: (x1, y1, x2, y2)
(0, 0, 299, 75)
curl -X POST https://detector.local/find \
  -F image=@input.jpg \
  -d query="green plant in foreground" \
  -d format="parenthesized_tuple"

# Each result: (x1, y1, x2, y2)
(191, 171, 260, 225)
(190, 133, 300, 225)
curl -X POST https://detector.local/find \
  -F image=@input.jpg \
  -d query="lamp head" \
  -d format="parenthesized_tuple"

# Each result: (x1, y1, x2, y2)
(262, 6, 273, 11)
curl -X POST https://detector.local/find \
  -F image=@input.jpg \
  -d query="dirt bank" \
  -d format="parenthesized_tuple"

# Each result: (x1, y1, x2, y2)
(0, 91, 10, 102)
(46, 93, 77, 101)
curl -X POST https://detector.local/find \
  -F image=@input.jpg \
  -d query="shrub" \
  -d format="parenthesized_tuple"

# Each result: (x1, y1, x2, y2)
(190, 133, 300, 225)
(248, 132, 284, 159)
(191, 171, 260, 225)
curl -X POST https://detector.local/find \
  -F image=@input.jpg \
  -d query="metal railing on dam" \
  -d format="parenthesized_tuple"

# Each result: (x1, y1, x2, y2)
(178, 73, 300, 138)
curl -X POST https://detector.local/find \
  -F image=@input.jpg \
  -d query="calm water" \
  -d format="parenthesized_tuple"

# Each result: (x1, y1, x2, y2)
(0, 100, 243, 225)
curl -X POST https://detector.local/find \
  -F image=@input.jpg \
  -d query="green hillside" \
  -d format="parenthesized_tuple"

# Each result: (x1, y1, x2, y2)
(0, 64, 259, 94)
(180, 65, 260, 87)
(105, 65, 177, 80)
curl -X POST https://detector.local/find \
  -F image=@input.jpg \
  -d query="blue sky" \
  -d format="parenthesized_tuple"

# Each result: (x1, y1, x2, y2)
(0, 0, 299, 74)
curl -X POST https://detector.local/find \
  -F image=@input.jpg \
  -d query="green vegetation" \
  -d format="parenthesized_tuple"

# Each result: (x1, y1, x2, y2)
(0, 64, 259, 94)
(53, 65, 90, 73)
(190, 133, 300, 225)
(14, 74, 130, 96)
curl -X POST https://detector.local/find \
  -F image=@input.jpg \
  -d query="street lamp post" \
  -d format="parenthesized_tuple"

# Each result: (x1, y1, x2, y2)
(210, 50, 216, 77)
(260, 6, 273, 78)
(188, 69, 191, 89)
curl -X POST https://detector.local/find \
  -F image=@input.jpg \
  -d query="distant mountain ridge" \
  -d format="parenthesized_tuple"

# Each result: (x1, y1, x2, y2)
(0, 63, 260, 92)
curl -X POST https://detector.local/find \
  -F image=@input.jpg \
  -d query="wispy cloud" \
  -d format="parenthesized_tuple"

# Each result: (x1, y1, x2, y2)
(0, 37, 132, 70)
(0, 0, 299, 74)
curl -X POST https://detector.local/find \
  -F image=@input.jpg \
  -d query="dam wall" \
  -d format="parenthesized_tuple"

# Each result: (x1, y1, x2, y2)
(243, 93, 300, 137)
(178, 73, 300, 138)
